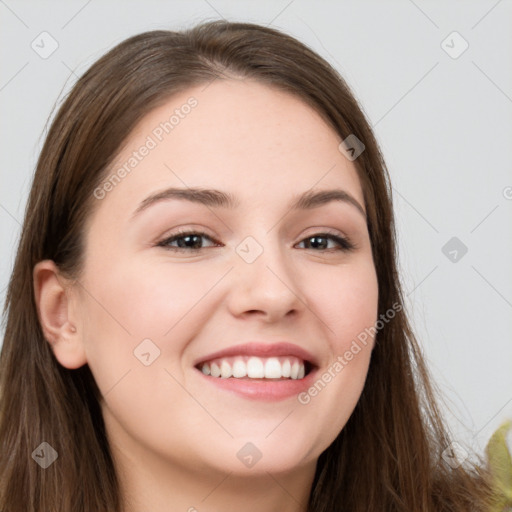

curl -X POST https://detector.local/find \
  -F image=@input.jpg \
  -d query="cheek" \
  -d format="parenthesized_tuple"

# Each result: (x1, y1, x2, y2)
(77, 256, 219, 384)
(81, 255, 210, 340)
(293, 259, 378, 444)
(312, 258, 379, 349)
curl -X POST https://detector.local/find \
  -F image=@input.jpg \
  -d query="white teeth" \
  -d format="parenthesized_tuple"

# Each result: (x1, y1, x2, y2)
(198, 355, 307, 380)
(220, 360, 232, 378)
(290, 361, 299, 379)
(210, 362, 221, 378)
(232, 358, 247, 378)
(247, 357, 265, 378)
(264, 357, 282, 379)
(281, 359, 291, 377)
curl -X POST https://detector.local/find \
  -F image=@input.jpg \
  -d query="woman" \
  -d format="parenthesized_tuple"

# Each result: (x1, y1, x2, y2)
(0, 20, 498, 511)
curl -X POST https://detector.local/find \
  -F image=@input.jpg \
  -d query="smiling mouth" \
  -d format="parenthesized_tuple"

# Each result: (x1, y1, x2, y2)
(196, 355, 314, 380)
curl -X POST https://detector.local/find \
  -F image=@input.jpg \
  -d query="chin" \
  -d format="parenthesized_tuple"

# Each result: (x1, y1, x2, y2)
(189, 430, 325, 477)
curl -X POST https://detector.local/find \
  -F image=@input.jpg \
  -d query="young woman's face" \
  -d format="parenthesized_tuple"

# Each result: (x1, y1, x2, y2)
(74, 79, 378, 477)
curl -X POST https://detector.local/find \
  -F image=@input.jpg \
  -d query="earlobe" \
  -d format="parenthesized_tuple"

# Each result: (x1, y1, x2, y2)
(33, 260, 87, 369)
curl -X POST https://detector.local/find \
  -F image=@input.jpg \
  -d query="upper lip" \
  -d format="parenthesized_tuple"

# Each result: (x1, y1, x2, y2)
(194, 341, 319, 367)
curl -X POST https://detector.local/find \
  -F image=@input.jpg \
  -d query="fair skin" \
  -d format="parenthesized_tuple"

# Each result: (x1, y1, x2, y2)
(34, 79, 379, 512)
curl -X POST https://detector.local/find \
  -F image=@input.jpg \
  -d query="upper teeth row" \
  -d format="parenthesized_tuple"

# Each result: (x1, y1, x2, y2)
(199, 356, 306, 380)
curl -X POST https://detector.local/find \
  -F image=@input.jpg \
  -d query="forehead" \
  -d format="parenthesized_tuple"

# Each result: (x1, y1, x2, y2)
(93, 78, 364, 218)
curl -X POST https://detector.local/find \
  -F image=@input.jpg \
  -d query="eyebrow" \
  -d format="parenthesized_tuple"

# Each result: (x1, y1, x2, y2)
(132, 186, 366, 219)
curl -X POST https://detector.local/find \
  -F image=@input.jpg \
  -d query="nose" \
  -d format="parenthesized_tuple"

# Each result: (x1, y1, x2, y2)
(225, 236, 305, 323)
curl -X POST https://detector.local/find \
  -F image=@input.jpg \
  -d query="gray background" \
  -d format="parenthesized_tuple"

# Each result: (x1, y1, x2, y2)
(1, 0, 511, 458)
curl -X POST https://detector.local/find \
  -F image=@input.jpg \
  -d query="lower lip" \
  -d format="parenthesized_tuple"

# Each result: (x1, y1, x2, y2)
(195, 367, 318, 401)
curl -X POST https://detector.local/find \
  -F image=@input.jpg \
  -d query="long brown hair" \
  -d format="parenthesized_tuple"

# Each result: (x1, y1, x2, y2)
(0, 20, 498, 511)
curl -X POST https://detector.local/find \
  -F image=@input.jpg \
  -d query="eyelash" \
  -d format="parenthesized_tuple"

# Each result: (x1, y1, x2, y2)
(156, 229, 356, 253)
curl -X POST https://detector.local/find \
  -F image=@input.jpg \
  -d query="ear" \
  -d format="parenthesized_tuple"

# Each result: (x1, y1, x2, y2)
(33, 260, 87, 369)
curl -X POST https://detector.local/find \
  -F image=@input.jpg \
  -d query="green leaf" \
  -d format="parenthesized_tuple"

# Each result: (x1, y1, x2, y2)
(485, 419, 512, 511)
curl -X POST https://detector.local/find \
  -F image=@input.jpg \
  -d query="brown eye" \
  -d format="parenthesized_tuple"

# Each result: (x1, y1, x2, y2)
(157, 230, 355, 253)
(158, 230, 219, 251)
(297, 233, 355, 252)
